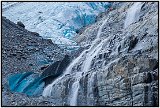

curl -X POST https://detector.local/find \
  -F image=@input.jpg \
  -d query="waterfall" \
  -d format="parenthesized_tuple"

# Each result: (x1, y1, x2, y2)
(69, 79, 80, 106)
(82, 34, 112, 73)
(68, 18, 110, 105)
(87, 72, 97, 105)
(124, 2, 143, 28)
(68, 31, 112, 105)
(82, 18, 109, 72)
(68, 71, 83, 106)
(42, 51, 86, 97)
(65, 51, 86, 75)
(82, 41, 103, 72)
(97, 18, 109, 38)
(42, 84, 53, 97)
(43, 17, 109, 106)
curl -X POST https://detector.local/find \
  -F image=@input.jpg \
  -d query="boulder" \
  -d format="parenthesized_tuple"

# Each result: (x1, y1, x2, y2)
(17, 21, 25, 28)
(41, 55, 71, 85)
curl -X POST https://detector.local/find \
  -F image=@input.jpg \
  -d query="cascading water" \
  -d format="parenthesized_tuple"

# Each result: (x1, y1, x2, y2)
(81, 18, 109, 72)
(87, 72, 97, 105)
(69, 79, 80, 106)
(68, 36, 112, 106)
(124, 2, 143, 28)
(43, 50, 89, 97)
(43, 17, 110, 106)
(82, 41, 103, 72)
(68, 18, 110, 106)
(43, 17, 109, 97)
(42, 51, 86, 97)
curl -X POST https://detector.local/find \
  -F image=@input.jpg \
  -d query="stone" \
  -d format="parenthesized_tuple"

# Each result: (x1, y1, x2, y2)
(31, 32, 39, 36)
(41, 55, 71, 86)
(148, 59, 158, 71)
(128, 36, 138, 51)
(98, 54, 103, 59)
(2, 16, 65, 106)
(17, 21, 25, 28)
(10, 53, 17, 56)
(40, 64, 49, 70)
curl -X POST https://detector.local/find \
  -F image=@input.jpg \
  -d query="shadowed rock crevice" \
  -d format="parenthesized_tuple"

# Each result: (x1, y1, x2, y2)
(42, 55, 71, 86)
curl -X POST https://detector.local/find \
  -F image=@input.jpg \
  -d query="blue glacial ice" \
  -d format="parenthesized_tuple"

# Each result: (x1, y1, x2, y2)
(2, 2, 112, 50)
(8, 72, 44, 96)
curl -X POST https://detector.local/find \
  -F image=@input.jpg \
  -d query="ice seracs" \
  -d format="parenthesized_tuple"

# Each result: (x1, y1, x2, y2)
(2, 2, 110, 49)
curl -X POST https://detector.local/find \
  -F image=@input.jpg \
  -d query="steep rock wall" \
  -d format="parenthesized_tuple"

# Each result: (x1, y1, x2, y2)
(47, 2, 158, 106)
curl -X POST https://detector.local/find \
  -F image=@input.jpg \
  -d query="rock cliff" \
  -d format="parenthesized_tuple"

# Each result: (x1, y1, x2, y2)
(2, 2, 158, 106)
(43, 2, 158, 106)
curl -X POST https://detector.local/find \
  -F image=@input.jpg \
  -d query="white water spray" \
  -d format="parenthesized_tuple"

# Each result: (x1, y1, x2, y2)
(69, 79, 80, 106)
(42, 51, 86, 97)
(87, 72, 97, 97)
(124, 2, 143, 28)
(81, 18, 109, 72)
(82, 41, 103, 72)
(43, 17, 110, 106)
(68, 18, 110, 105)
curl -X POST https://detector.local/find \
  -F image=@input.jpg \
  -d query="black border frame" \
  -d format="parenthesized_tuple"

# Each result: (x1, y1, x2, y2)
(1, 1, 159, 107)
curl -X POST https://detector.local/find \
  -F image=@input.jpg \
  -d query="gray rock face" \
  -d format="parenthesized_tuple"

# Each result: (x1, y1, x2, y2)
(2, 2, 158, 106)
(41, 55, 71, 86)
(46, 2, 158, 106)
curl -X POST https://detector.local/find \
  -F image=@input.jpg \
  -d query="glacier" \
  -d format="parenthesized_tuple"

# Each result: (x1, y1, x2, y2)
(2, 2, 111, 50)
